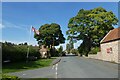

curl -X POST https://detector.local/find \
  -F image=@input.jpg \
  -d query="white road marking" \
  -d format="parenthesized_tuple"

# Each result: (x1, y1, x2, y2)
(52, 65, 55, 69)
(55, 63, 58, 79)
(23, 74, 26, 75)
(52, 63, 58, 78)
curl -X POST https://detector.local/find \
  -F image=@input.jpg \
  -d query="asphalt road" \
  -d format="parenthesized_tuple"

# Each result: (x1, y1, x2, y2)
(7, 55, 118, 78)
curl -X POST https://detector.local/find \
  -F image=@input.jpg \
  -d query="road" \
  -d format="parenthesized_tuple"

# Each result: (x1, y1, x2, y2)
(7, 55, 118, 78)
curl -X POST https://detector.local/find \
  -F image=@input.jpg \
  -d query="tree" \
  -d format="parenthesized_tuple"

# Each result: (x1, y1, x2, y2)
(66, 44, 70, 54)
(68, 36, 74, 49)
(34, 23, 65, 48)
(24, 42, 28, 45)
(67, 7, 118, 56)
(58, 46, 63, 54)
(34, 23, 65, 57)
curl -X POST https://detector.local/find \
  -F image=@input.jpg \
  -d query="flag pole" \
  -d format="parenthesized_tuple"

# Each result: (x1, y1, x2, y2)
(26, 25, 32, 63)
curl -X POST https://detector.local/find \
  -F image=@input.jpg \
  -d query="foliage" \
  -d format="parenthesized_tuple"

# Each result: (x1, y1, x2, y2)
(34, 23, 65, 57)
(88, 47, 100, 54)
(77, 43, 84, 56)
(34, 23, 65, 47)
(2, 74, 20, 80)
(61, 51, 66, 56)
(67, 36, 75, 49)
(57, 46, 64, 56)
(2, 42, 40, 63)
(58, 46, 63, 54)
(2, 74, 49, 80)
(50, 47, 59, 57)
(67, 7, 118, 56)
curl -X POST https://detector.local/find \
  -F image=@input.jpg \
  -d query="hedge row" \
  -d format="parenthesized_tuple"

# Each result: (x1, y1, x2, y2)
(2, 42, 40, 63)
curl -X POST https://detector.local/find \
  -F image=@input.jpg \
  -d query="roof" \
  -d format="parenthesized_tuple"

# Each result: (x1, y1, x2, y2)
(101, 27, 120, 43)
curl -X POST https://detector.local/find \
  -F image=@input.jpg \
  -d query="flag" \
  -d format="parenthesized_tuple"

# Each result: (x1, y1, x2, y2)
(32, 26, 39, 35)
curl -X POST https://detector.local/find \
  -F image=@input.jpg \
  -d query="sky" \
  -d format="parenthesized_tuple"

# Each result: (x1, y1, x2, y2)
(1, 2, 119, 50)
(2, 0, 120, 2)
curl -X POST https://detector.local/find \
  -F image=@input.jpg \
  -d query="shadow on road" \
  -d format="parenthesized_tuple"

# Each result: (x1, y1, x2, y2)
(62, 54, 77, 57)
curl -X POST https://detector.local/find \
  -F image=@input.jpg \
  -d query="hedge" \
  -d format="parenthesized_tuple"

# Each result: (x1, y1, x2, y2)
(2, 42, 40, 63)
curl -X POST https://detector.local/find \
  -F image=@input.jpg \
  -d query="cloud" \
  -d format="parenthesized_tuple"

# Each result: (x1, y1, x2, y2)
(2, 20, 30, 31)
(0, 23, 5, 29)
(1, 20, 38, 46)
(74, 40, 83, 49)
(2, 20, 34, 35)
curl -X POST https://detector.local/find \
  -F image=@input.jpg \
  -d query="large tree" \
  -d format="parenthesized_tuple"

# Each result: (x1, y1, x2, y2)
(67, 7, 118, 56)
(34, 23, 65, 48)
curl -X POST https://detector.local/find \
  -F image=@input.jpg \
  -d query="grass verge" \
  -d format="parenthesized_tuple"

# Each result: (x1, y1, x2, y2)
(2, 58, 56, 73)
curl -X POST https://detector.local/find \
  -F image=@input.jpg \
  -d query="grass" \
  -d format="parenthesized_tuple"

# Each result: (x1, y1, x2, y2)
(2, 58, 56, 73)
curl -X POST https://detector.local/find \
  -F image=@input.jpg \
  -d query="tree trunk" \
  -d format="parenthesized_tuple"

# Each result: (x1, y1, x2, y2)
(85, 36, 92, 57)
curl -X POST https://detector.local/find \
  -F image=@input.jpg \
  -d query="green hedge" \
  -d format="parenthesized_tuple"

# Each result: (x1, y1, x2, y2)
(2, 42, 40, 63)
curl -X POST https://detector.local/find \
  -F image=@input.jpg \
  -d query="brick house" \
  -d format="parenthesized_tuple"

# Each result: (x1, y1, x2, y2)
(100, 27, 120, 63)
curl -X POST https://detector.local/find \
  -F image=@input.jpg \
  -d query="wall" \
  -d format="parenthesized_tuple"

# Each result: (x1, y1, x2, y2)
(88, 52, 102, 60)
(118, 40, 120, 63)
(101, 40, 119, 63)
(88, 40, 120, 63)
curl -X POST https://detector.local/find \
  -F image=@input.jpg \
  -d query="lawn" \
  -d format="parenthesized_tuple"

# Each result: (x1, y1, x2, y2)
(2, 58, 56, 73)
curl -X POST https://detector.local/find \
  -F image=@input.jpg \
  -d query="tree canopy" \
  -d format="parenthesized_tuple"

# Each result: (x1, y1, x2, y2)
(34, 23, 65, 48)
(66, 7, 118, 56)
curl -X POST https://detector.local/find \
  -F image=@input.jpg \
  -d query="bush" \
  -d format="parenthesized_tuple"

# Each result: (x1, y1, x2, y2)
(89, 47, 100, 54)
(2, 74, 20, 80)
